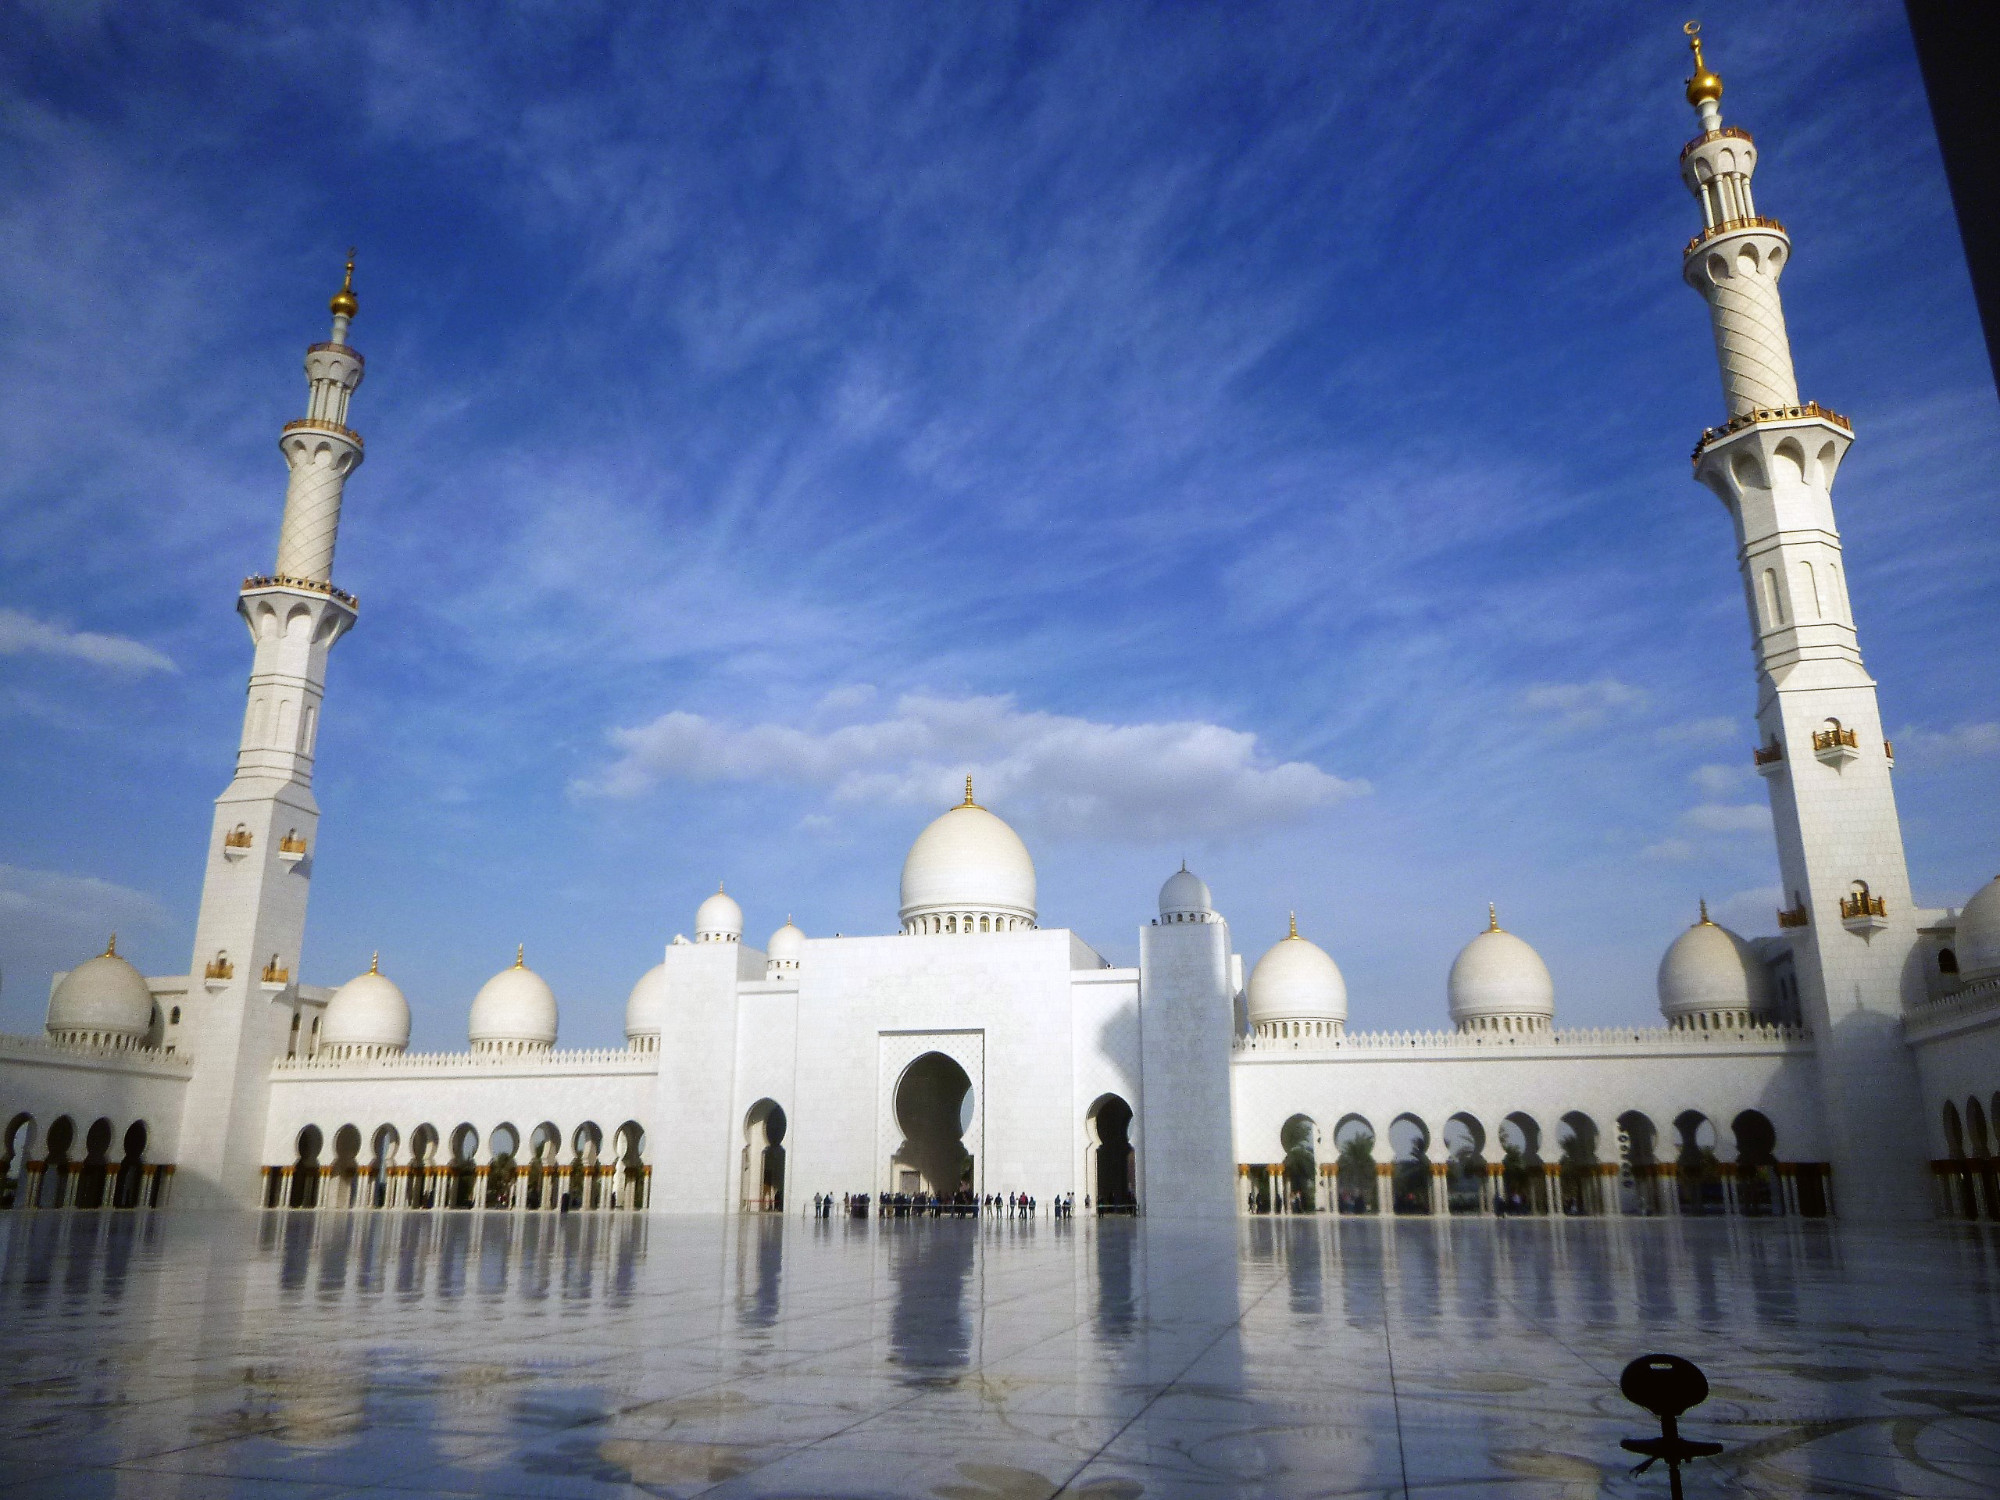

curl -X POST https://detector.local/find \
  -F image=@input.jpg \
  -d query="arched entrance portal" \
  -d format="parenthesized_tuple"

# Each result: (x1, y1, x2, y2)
(742, 1100, 787, 1211)
(891, 1053, 973, 1198)
(1087, 1094, 1137, 1211)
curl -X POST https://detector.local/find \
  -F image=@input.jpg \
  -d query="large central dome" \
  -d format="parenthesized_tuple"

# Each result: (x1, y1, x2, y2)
(899, 778, 1037, 935)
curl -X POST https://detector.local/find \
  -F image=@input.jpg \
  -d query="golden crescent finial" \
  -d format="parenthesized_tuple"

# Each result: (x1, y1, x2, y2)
(370, 950, 380, 973)
(1698, 898, 1712, 925)
(329, 247, 359, 319)
(963, 774, 976, 807)
(1684, 21, 1722, 106)
(514, 943, 525, 969)
(105, 933, 118, 958)
(1288, 911, 1298, 940)
(1487, 902, 1500, 932)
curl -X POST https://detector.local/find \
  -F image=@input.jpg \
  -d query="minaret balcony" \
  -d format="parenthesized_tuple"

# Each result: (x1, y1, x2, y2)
(204, 954, 235, 992)
(240, 575, 360, 611)
(1776, 903, 1809, 930)
(1812, 726, 1860, 767)
(222, 827, 254, 861)
(280, 417, 364, 450)
(1682, 213, 1787, 258)
(277, 832, 309, 865)
(1839, 887, 1888, 934)
(1752, 741, 1785, 777)
(260, 956, 291, 991)
(1884, 739, 1895, 768)
(1690, 401, 1852, 465)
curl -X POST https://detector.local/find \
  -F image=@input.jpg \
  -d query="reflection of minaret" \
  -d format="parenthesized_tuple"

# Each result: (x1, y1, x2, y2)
(175, 257, 368, 1205)
(1675, 30, 1926, 1216)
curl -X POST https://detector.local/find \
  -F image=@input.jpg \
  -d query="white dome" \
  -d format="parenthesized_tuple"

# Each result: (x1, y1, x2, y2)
(1657, 908, 1773, 1025)
(1246, 919, 1347, 1031)
(47, 940, 153, 1045)
(1159, 865, 1214, 923)
(1957, 875, 2000, 979)
(695, 885, 743, 943)
(899, 780, 1037, 934)
(765, 920, 804, 974)
(321, 957, 411, 1053)
(625, 962, 668, 1040)
(1448, 908, 1555, 1030)
(468, 949, 557, 1052)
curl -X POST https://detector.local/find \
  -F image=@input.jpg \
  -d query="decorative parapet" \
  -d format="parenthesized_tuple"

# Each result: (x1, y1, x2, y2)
(1691, 401, 1852, 465)
(1683, 213, 1788, 258)
(305, 341, 364, 367)
(1231, 1022, 1808, 1058)
(280, 417, 364, 449)
(1813, 726, 1859, 754)
(223, 827, 255, 849)
(271, 1045, 656, 1078)
(0, 1031, 194, 1076)
(1753, 740, 1785, 769)
(1777, 902, 1810, 929)
(261, 955, 291, 986)
(204, 955, 235, 981)
(1904, 975, 2000, 1044)
(241, 574, 359, 610)
(1679, 124, 1754, 161)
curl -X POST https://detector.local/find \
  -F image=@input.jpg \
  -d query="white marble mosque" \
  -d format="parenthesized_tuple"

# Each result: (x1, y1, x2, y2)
(5, 31, 2000, 1231)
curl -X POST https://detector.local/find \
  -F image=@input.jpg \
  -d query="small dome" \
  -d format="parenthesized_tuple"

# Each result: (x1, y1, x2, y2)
(321, 955, 411, 1053)
(1448, 907, 1555, 1031)
(625, 962, 668, 1040)
(766, 920, 804, 975)
(469, 947, 557, 1052)
(696, 885, 743, 943)
(1246, 917, 1347, 1032)
(1957, 875, 2000, 979)
(48, 938, 153, 1044)
(1159, 864, 1214, 923)
(899, 778, 1037, 933)
(1657, 906, 1773, 1025)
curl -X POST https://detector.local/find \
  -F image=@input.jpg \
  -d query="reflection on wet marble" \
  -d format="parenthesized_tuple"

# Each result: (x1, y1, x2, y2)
(2, 1212, 1998, 1498)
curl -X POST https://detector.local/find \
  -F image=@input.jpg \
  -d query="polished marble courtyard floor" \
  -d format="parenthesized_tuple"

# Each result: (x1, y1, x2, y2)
(2, 1212, 1999, 1498)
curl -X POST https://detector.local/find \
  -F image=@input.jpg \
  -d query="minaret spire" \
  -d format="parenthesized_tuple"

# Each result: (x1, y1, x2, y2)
(175, 262, 371, 1205)
(1675, 32, 1926, 1216)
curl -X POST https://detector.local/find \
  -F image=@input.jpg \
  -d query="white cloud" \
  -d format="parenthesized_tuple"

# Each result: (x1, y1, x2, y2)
(579, 692, 1366, 841)
(1689, 762, 1749, 796)
(0, 607, 174, 673)
(1653, 716, 1740, 747)
(1710, 886, 1785, 935)
(1641, 838, 1697, 863)
(1681, 802, 1771, 834)
(1892, 723, 2000, 765)
(1517, 678, 1647, 732)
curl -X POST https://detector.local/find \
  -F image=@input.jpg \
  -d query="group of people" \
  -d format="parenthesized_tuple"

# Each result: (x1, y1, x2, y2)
(808, 1190, 1094, 1219)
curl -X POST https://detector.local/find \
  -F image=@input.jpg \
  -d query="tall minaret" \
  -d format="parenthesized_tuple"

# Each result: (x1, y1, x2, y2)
(1677, 27, 1928, 1218)
(174, 258, 367, 1205)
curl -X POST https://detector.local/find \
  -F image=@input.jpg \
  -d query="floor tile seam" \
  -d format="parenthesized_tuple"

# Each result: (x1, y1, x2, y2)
(1040, 1266, 1289, 1500)
(676, 1371, 953, 1498)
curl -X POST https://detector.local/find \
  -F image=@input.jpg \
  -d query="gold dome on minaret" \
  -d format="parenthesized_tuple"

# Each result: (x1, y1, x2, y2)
(329, 248, 358, 319)
(1684, 22, 1722, 106)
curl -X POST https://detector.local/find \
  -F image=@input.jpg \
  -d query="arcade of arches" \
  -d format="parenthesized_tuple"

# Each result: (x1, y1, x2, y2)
(1241, 1106, 1830, 1217)
(258, 1119, 647, 1213)
(1937, 1091, 2000, 1221)
(1, 1113, 166, 1210)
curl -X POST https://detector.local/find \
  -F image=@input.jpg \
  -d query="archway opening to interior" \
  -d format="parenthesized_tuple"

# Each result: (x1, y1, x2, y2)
(1279, 1113, 1316, 1213)
(742, 1100, 787, 1211)
(891, 1052, 973, 1202)
(1088, 1094, 1137, 1212)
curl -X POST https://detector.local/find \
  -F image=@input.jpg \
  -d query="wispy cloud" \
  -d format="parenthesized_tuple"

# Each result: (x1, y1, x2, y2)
(1892, 723, 2000, 765)
(1681, 803, 1771, 835)
(579, 692, 1365, 841)
(0, 608, 174, 673)
(1517, 678, 1648, 733)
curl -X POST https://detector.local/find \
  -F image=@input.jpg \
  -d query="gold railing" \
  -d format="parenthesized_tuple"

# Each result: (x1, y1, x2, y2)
(1840, 891, 1887, 921)
(205, 956, 234, 980)
(1884, 740, 1895, 764)
(1692, 401, 1853, 462)
(241, 574, 360, 609)
(223, 828, 254, 849)
(1753, 742, 1784, 766)
(1684, 214, 1788, 257)
(1776, 904, 1810, 929)
(279, 832, 308, 855)
(1813, 726, 1860, 752)
(261, 956, 290, 984)
(280, 417, 363, 448)
(1679, 125, 1754, 161)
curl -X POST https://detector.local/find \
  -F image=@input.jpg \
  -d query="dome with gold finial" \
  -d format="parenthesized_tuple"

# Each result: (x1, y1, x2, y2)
(1657, 901, 1773, 1029)
(321, 952, 411, 1056)
(1246, 914, 1347, 1037)
(1684, 21, 1722, 106)
(468, 945, 557, 1053)
(329, 249, 358, 320)
(695, 883, 744, 943)
(1447, 905, 1556, 1034)
(899, 775, 1037, 935)
(46, 935, 155, 1048)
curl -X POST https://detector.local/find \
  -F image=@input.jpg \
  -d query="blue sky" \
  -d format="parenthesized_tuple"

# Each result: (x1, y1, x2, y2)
(2, 2, 1995, 1048)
